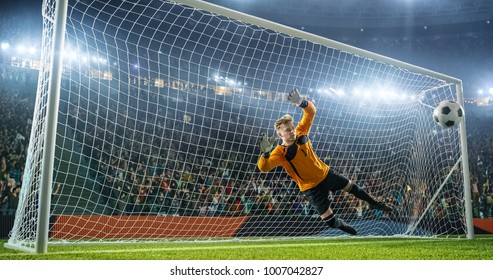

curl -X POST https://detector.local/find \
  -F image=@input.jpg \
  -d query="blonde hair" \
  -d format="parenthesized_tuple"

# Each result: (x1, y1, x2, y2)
(274, 114, 293, 131)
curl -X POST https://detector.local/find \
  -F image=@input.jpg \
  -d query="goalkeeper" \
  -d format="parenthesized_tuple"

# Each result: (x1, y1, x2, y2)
(257, 89, 393, 235)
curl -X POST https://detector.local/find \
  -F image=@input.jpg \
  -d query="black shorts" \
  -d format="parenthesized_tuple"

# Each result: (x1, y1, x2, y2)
(301, 169, 350, 216)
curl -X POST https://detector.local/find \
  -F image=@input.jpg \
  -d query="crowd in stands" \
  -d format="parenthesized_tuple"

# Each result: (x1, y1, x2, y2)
(1, 4, 493, 223)
(0, 65, 36, 216)
(465, 109, 493, 218)
(2, 58, 491, 221)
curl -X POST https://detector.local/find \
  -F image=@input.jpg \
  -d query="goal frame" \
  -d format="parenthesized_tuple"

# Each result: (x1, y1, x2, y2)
(5, 0, 474, 254)
(161, 0, 474, 241)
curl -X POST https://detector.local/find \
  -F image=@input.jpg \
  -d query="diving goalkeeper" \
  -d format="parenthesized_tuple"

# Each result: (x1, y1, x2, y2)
(257, 89, 393, 235)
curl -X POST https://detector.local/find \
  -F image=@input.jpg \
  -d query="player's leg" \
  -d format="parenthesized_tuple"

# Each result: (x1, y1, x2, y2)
(303, 185, 357, 235)
(342, 182, 393, 212)
(320, 208, 357, 235)
(325, 169, 394, 212)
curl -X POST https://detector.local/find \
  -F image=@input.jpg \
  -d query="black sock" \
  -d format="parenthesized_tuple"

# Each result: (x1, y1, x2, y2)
(348, 184, 380, 206)
(324, 213, 339, 228)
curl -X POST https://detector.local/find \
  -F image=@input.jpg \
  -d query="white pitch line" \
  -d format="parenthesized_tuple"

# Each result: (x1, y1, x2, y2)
(2, 237, 485, 257)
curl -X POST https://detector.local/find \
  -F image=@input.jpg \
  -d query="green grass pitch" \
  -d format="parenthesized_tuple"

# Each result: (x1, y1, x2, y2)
(1, 235, 493, 260)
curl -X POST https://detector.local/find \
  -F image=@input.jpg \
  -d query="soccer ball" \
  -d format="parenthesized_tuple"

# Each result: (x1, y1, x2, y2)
(433, 100, 464, 128)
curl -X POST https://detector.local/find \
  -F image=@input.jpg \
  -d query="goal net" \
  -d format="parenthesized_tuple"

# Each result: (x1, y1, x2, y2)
(7, 0, 472, 252)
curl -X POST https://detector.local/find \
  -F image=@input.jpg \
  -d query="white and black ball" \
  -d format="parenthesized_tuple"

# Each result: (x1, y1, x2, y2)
(433, 100, 464, 128)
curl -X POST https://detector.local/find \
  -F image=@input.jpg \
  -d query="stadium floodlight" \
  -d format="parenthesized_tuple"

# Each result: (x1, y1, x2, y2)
(6, 0, 473, 254)
(16, 44, 26, 54)
(1, 42, 9, 50)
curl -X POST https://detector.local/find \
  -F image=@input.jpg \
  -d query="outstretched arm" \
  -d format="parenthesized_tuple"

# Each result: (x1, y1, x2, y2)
(259, 132, 276, 156)
(257, 132, 278, 172)
(258, 151, 280, 172)
(288, 89, 315, 135)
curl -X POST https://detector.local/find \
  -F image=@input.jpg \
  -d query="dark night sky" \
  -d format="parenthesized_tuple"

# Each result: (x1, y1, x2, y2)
(1, 0, 491, 98)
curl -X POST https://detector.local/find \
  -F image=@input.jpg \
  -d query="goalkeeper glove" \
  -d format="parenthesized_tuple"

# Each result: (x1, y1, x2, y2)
(260, 132, 277, 154)
(287, 88, 303, 106)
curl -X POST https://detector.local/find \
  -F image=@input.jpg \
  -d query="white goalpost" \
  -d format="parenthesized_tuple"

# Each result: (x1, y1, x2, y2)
(6, 0, 473, 253)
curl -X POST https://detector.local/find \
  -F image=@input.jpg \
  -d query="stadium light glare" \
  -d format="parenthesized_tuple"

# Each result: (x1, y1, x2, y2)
(335, 89, 345, 96)
(352, 88, 361, 96)
(1, 42, 9, 50)
(320, 87, 344, 97)
(62, 48, 78, 61)
(388, 91, 398, 99)
(399, 93, 408, 100)
(489, 88, 493, 95)
(377, 90, 386, 98)
(16, 44, 26, 53)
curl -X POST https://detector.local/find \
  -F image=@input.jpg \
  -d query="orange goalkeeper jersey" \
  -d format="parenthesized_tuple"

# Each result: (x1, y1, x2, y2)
(257, 101, 329, 192)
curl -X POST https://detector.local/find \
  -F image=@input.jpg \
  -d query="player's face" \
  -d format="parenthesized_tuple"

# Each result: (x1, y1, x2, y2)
(277, 122, 296, 144)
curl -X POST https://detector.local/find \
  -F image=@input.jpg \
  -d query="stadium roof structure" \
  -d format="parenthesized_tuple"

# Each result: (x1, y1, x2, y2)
(206, 0, 493, 28)
(204, 0, 493, 37)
